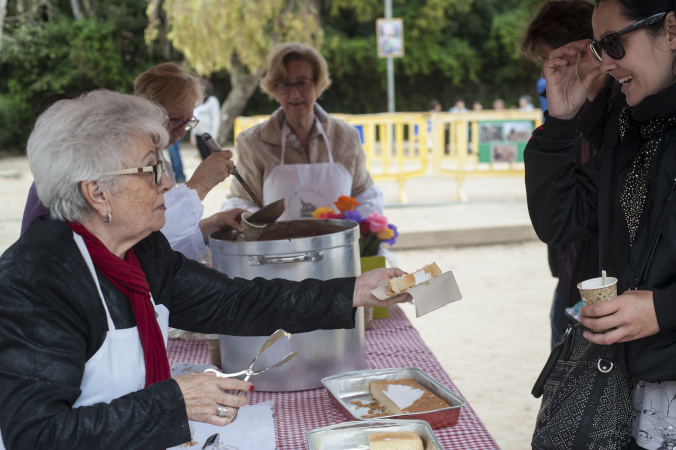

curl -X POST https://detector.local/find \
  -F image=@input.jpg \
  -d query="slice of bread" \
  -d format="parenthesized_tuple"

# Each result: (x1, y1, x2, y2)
(387, 262, 442, 295)
(368, 431, 424, 450)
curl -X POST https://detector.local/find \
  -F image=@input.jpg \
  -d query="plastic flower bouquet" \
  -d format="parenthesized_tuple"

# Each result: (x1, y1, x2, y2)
(311, 196, 398, 257)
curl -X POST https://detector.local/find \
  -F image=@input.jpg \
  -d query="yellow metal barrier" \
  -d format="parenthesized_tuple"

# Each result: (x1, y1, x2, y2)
(234, 109, 541, 203)
(429, 110, 543, 201)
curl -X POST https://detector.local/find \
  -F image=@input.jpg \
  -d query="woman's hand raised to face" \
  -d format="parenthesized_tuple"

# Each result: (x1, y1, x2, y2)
(174, 371, 253, 426)
(186, 150, 235, 200)
(543, 39, 603, 121)
(353, 267, 412, 308)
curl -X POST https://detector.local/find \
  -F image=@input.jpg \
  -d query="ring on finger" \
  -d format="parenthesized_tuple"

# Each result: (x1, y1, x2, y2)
(216, 404, 228, 418)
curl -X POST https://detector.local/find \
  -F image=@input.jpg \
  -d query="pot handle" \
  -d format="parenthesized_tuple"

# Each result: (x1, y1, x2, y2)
(248, 251, 323, 266)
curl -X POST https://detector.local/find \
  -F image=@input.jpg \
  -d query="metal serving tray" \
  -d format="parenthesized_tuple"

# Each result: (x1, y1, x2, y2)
(306, 419, 443, 450)
(321, 367, 465, 429)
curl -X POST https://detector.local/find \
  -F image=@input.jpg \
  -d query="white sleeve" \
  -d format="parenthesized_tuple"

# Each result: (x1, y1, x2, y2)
(221, 196, 260, 213)
(355, 185, 384, 217)
(209, 97, 221, 138)
(161, 185, 207, 262)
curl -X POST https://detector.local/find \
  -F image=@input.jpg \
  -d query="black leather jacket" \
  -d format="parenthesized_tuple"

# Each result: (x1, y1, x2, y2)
(0, 217, 357, 449)
(525, 85, 676, 382)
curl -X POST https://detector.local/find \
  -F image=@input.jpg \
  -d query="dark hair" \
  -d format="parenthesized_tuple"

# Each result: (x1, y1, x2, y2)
(521, 0, 595, 60)
(428, 99, 441, 110)
(595, 0, 672, 36)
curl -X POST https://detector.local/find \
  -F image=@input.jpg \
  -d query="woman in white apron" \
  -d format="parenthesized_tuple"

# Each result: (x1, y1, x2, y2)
(222, 42, 384, 221)
(0, 89, 409, 449)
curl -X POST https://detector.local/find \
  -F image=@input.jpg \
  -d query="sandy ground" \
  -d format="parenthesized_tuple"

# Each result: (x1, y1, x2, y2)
(0, 146, 557, 449)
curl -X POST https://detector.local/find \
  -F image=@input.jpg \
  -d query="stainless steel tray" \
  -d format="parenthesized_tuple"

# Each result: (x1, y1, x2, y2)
(306, 419, 442, 450)
(321, 367, 465, 429)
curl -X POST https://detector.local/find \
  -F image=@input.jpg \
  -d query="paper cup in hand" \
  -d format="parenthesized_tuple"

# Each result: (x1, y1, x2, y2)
(237, 211, 267, 242)
(577, 276, 618, 333)
(577, 276, 618, 307)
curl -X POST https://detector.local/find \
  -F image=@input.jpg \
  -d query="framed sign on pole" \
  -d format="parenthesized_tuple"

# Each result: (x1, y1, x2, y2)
(376, 18, 404, 58)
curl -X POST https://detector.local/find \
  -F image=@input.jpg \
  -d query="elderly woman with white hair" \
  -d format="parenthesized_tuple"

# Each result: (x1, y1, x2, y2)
(21, 63, 243, 263)
(0, 90, 409, 450)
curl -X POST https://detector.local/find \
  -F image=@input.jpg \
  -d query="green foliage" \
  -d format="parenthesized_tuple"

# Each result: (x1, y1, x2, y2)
(0, 0, 171, 151)
(0, 96, 17, 148)
(151, 0, 324, 76)
(0, 18, 135, 150)
(308, 0, 542, 114)
(0, 0, 553, 150)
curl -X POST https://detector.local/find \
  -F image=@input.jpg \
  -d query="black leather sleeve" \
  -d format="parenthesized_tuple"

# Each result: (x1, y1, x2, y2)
(135, 231, 358, 336)
(524, 113, 602, 248)
(0, 222, 357, 449)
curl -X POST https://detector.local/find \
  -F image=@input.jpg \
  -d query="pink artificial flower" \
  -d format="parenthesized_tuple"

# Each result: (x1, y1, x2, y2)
(367, 212, 389, 233)
(322, 211, 342, 219)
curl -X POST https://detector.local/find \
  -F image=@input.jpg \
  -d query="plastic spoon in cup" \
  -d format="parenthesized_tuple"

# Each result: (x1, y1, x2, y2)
(602, 270, 607, 286)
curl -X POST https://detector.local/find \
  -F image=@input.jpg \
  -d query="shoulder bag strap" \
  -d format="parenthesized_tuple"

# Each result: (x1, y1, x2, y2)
(630, 176, 676, 289)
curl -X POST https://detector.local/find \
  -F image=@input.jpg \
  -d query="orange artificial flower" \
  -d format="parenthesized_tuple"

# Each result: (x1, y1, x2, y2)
(334, 196, 360, 213)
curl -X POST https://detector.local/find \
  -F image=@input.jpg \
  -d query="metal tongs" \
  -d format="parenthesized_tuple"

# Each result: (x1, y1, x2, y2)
(204, 329, 299, 421)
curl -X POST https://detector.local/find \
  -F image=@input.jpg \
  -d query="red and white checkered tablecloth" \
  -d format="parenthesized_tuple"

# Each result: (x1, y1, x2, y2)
(168, 305, 499, 449)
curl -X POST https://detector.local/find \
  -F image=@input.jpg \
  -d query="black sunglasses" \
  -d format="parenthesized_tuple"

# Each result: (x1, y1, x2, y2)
(590, 12, 667, 62)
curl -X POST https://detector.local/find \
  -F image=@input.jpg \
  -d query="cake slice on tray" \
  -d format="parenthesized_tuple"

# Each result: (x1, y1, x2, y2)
(370, 379, 450, 415)
(368, 431, 424, 450)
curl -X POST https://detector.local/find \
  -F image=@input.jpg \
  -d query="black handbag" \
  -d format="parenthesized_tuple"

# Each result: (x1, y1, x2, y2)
(531, 176, 676, 449)
(531, 323, 632, 450)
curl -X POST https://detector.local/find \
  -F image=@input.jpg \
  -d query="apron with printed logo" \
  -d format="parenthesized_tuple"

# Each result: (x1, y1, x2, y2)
(263, 118, 352, 221)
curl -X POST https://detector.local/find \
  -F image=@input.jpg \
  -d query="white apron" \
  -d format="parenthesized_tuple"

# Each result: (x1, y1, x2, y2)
(263, 118, 352, 221)
(0, 233, 170, 449)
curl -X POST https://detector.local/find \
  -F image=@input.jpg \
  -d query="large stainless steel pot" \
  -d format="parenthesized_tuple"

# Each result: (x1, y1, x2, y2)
(209, 219, 366, 391)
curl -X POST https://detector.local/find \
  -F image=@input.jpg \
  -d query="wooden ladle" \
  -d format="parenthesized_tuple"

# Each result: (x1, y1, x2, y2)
(247, 198, 287, 225)
(202, 133, 286, 225)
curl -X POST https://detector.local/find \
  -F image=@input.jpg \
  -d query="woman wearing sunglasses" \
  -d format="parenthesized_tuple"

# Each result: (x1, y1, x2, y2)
(0, 90, 410, 450)
(525, 1, 676, 448)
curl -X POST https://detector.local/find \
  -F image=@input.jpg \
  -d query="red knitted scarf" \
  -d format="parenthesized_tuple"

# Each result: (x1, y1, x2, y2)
(67, 221, 170, 387)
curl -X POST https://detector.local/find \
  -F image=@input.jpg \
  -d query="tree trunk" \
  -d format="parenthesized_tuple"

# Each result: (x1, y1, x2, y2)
(70, 0, 83, 19)
(217, 55, 264, 145)
(0, 0, 6, 51)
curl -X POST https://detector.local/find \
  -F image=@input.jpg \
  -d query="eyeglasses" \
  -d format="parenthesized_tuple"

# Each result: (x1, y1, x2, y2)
(103, 160, 163, 185)
(276, 79, 314, 94)
(168, 116, 199, 131)
(590, 12, 667, 62)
